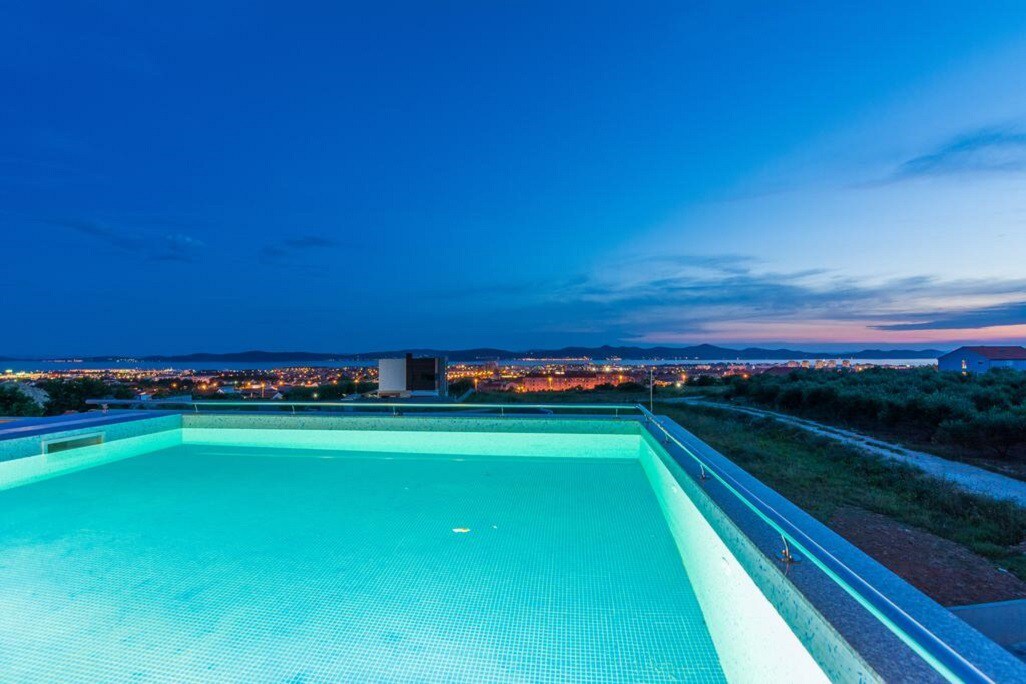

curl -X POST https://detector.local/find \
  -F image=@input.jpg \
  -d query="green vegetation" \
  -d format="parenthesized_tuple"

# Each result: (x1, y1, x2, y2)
(725, 368, 1026, 461)
(283, 381, 376, 401)
(447, 378, 474, 396)
(138, 378, 196, 397)
(468, 386, 688, 405)
(35, 378, 134, 415)
(661, 402, 1026, 579)
(0, 385, 44, 417)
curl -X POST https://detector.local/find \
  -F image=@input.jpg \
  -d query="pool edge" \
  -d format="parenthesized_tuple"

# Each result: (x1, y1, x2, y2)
(644, 412, 1026, 683)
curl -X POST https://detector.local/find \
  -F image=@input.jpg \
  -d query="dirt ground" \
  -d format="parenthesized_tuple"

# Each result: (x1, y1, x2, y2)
(828, 507, 1026, 607)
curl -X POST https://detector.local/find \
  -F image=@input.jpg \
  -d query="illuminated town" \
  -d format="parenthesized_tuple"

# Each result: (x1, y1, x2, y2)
(1, 357, 919, 408)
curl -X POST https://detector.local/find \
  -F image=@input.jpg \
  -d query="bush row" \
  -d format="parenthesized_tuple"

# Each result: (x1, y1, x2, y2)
(725, 368, 1026, 460)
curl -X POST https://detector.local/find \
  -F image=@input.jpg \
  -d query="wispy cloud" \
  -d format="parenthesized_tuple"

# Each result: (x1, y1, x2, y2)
(895, 127, 1026, 179)
(259, 234, 341, 262)
(52, 218, 143, 250)
(874, 301, 1026, 331)
(464, 255, 1026, 344)
(152, 233, 205, 262)
(45, 216, 204, 262)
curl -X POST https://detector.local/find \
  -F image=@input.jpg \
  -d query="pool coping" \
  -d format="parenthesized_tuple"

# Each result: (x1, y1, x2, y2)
(643, 412, 1026, 683)
(0, 411, 178, 442)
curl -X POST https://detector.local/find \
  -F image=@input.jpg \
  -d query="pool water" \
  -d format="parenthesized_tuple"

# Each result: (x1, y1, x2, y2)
(0, 436, 728, 682)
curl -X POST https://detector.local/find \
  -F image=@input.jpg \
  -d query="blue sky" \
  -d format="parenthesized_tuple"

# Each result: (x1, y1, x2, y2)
(3, 2, 1026, 355)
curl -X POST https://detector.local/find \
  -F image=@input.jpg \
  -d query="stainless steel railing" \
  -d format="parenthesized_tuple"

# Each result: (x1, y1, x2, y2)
(637, 404, 989, 684)
(85, 399, 639, 418)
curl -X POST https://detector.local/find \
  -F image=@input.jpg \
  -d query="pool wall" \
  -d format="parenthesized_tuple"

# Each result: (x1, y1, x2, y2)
(0, 413, 182, 490)
(183, 414, 645, 458)
(182, 412, 641, 434)
(182, 426, 640, 459)
(639, 436, 837, 682)
(0, 412, 180, 460)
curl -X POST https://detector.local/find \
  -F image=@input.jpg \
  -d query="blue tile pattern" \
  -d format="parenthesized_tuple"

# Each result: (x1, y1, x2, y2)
(0, 442, 726, 682)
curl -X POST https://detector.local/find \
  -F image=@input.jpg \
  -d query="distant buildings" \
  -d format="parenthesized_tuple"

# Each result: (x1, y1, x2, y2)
(378, 354, 448, 397)
(518, 371, 624, 392)
(240, 386, 286, 400)
(938, 346, 1026, 374)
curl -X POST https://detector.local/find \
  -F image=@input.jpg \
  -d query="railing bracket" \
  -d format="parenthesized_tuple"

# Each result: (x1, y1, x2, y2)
(781, 536, 800, 565)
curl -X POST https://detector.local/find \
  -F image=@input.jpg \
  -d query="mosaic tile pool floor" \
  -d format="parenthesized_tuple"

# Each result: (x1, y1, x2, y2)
(0, 444, 727, 682)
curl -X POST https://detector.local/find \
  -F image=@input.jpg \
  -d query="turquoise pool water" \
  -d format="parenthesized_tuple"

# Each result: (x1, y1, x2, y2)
(0, 432, 729, 682)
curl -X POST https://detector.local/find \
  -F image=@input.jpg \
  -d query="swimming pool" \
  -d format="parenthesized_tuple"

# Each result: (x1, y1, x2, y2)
(0, 410, 1020, 682)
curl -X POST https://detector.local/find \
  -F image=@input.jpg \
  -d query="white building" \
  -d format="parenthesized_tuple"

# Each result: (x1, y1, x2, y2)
(378, 354, 447, 397)
(938, 346, 1026, 374)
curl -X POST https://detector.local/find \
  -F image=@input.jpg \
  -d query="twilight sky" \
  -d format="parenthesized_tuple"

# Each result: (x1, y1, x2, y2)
(3, 2, 1026, 355)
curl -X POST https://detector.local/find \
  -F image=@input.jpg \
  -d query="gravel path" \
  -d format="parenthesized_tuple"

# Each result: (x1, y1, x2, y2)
(664, 397, 1026, 508)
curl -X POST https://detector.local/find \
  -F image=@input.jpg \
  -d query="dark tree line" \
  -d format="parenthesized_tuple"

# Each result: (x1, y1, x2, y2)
(0, 378, 135, 417)
(282, 381, 377, 401)
(725, 368, 1026, 460)
(0, 385, 45, 417)
(36, 378, 135, 415)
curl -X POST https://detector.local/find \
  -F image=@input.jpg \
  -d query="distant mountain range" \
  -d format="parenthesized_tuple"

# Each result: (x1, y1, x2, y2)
(11, 344, 945, 363)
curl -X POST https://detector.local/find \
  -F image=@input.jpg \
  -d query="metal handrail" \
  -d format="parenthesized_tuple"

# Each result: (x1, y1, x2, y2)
(637, 404, 989, 684)
(85, 399, 638, 414)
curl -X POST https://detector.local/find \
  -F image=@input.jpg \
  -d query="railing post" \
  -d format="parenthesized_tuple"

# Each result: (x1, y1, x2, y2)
(781, 535, 800, 565)
(649, 368, 654, 412)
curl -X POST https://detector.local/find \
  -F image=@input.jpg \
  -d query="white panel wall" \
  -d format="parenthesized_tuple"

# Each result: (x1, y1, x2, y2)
(378, 358, 407, 393)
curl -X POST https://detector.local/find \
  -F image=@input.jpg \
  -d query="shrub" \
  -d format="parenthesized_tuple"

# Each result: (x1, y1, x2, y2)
(0, 385, 44, 417)
(726, 368, 1026, 461)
